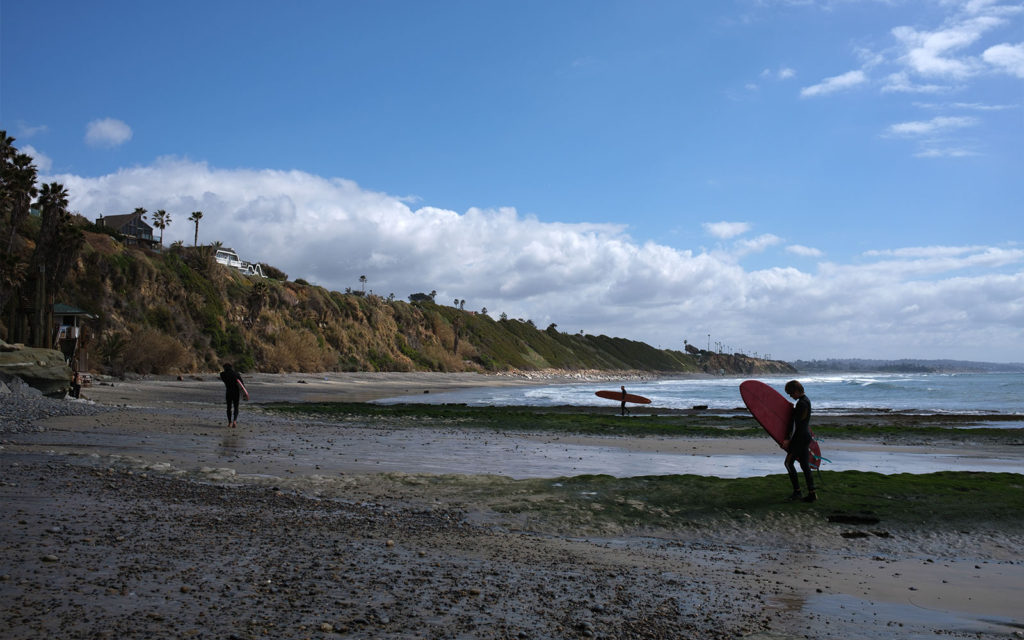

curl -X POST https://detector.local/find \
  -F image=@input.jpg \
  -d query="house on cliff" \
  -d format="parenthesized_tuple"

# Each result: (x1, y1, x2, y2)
(214, 247, 266, 278)
(96, 211, 157, 248)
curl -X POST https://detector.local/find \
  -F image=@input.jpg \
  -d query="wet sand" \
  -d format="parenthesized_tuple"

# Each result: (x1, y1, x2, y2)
(2, 372, 1023, 639)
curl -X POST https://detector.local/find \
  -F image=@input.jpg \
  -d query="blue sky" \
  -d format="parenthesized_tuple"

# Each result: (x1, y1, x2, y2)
(3, 0, 1022, 362)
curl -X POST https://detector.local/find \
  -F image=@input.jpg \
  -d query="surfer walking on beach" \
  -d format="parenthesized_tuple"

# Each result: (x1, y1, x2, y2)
(219, 363, 249, 428)
(783, 380, 816, 502)
(620, 385, 629, 416)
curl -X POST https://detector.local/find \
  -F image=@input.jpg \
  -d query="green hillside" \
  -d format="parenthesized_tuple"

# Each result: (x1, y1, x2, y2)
(5, 226, 794, 377)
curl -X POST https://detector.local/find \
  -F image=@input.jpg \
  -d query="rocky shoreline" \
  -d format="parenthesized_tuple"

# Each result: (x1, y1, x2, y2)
(0, 378, 109, 434)
(2, 458, 770, 639)
(2, 373, 1023, 639)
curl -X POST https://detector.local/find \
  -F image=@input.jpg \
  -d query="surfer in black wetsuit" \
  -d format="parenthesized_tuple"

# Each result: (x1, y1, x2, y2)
(219, 363, 249, 428)
(620, 385, 629, 416)
(783, 380, 816, 502)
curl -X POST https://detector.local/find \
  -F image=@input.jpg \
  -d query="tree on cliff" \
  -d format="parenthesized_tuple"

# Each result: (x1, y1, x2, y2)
(152, 209, 170, 245)
(246, 281, 269, 328)
(189, 210, 203, 246)
(2, 139, 38, 254)
(27, 182, 84, 346)
(0, 132, 38, 321)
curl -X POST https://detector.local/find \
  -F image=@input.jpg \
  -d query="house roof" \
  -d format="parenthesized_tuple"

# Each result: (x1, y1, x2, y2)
(54, 303, 96, 318)
(97, 212, 153, 232)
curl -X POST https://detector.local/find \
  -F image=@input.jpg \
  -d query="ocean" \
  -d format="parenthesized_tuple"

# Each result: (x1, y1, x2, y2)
(377, 371, 1024, 415)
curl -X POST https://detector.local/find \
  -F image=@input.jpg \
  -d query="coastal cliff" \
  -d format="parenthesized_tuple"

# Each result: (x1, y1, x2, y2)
(13, 230, 795, 377)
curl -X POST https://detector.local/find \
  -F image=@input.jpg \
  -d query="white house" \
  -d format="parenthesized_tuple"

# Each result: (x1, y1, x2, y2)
(214, 248, 266, 278)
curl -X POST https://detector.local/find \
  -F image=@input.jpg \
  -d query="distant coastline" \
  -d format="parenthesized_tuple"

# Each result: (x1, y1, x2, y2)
(792, 357, 1024, 374)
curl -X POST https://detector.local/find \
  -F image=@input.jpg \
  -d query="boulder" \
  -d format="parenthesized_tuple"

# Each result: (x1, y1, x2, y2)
(0, 339, 72, 397)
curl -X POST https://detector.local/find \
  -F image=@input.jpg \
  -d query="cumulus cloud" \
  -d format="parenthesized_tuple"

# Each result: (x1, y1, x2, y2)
(703, 221, 751, 239)
(21, 145, 52, 172)
(42, 159, 1024, 361)
(85, 118, 133, 147)
(800, 70, 867, 97)
(983, 42, 1024, 77)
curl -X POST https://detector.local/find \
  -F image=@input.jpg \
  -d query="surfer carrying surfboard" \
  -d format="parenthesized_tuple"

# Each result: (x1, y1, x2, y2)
(619, 385, 629, 416)
(783, 380, 817, 503)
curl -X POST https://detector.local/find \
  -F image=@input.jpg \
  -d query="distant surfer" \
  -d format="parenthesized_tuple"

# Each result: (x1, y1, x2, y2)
(620, 385, 629, 416)
(219, 363, 249, 428)
(783, 380, 816, 502)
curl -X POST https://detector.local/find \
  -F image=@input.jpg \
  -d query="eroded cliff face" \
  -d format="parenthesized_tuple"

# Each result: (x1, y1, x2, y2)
(50, 232, 797, 377)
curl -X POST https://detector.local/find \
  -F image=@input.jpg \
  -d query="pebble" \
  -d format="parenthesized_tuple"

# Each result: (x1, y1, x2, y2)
(0, 381, 109, 434)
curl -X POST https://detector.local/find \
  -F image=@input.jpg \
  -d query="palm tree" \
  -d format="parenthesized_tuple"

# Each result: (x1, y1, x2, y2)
(5, 153, 38, 253)
(152, 209, 170, 246)
(30, 182, 74, 346)
(188, 210, 203, 246)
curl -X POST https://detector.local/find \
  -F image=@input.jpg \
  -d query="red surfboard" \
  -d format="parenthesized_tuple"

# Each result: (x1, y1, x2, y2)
(595, 390, 652, 404)
(739, 380, 822, 470)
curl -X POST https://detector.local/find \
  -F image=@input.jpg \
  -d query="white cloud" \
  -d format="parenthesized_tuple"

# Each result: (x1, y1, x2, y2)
(914, 147, 980, 158)
(735, 234, 782, 256)
(963, 0, 1024, 19)
(983, 42, 1024, 77)
(881, 71, 948, 94)
(21, 145, 53, 172)
(914, 101, 1016, 111)
(703, 221, 751, 239)
(800, 70, 867, 97)
(41, 159, 1024, 361)
(891, 15, 1004, 79)
(85, 118, 133, 147)
(787, 244, 823, 257)
(886, 115, 978, 136)
(16, 122, 48, 138)
(761, 66, 796, 80)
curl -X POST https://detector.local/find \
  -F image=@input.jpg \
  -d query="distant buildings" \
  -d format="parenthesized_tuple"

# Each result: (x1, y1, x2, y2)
(94, 213, 266, 277)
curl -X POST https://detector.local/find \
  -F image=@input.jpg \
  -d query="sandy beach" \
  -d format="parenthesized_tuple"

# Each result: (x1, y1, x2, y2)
(2, 372, 1023, 639)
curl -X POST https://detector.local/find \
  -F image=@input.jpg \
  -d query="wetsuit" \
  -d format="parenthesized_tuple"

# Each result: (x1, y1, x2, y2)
(785, 395, 815, 493)
(219, 368, 244, 424)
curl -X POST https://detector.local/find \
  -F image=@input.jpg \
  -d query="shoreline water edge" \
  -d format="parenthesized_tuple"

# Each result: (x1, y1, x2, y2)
(2, 371, 1022, 639)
